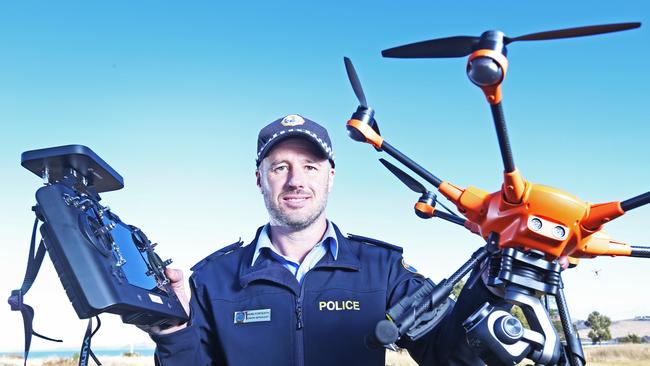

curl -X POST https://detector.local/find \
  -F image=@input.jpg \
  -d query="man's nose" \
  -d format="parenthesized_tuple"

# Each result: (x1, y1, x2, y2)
(286, 167, 306, 189)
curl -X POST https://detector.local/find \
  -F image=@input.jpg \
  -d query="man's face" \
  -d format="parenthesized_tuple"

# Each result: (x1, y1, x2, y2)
(256, 138, 335, 229)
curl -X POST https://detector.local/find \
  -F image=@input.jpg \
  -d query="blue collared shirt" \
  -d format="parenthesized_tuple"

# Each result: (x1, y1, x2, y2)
(251, 221, 339, 283)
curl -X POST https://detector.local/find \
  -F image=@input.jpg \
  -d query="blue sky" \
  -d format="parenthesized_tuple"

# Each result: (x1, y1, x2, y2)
(1, 1, 649, 352)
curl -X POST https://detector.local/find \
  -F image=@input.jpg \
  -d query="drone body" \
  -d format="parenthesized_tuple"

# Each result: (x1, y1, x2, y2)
(438, 179, 631, 259)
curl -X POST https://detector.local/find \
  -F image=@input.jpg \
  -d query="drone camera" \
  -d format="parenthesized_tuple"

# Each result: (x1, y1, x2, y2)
(464, 303, 535, 365)
(527, 216, 569, 241)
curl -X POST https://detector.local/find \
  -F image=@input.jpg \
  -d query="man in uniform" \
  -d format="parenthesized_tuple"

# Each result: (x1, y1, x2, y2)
(145, 114, 494, 365)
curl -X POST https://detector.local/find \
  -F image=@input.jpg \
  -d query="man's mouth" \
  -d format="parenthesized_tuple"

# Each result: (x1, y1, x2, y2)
(282, 193, 311, 207)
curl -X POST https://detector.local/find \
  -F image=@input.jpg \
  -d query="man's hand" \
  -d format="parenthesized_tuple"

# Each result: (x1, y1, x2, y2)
(137, 267, 191, 335)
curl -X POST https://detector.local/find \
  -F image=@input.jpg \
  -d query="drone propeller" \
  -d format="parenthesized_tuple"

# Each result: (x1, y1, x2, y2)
(344, 57, 367, 108)
(344, 57, 381, 135)
(379, 158, 426, 194)
(506, 22, 640, 43)
(343, 57, 381, 145)
(382, 36, 479, 59)
(379, 158, 460, 220)
(382, 22, 640, 59)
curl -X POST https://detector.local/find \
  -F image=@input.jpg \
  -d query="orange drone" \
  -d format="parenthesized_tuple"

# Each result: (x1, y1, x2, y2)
(344, 22, 648, 366)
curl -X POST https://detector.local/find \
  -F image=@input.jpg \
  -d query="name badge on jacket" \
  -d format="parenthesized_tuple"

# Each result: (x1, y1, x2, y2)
(234, 308, 271, 324)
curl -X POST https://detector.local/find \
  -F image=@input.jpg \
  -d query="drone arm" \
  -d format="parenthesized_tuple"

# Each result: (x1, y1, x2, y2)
(438, 182, 490, 223)
(581, 202, 625, 231)
(574, 232, 650, 258)
(414, 201, 472, 226)
(433, 210, 467, 226)
(489, 103, 529, 204)
(490, 103, 513, 173)
(582, 191, 650, 231)
(380, 141, 444, 188)
(418, 203, 466, 225)
(414, 201, 483, 236)
(621, 191, 650, 212)
(578, 234, 631, 257)
(631, 246, 650, 258)
(503, 169, 526, 204)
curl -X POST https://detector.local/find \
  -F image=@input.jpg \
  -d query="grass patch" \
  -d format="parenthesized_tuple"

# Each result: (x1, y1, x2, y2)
(387, 344, 650, 366)
(585, 343, 650, 363)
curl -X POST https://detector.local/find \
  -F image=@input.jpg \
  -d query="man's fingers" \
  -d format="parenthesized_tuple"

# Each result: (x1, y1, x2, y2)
(165, 267, 184, 284)
(558, 255, 570, 270)
(134, 268, 190, 335)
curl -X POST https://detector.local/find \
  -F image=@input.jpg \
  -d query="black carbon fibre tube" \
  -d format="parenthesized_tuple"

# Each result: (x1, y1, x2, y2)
(555, 281, 585, 366)
(378, 245, 491, 345)
(381, 141, 443, 188)
(433, 211, 466, 226)
(630, 246, 650, 258)
(490, 102, 516, 173)
(621, 191, 650, 212)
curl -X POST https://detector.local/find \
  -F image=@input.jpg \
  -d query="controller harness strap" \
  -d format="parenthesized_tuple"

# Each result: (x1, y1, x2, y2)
(8, 216, 63, 366)
(78, 316, 102, 366)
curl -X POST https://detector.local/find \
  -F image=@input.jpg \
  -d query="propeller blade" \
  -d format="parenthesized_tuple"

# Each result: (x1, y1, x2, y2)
(507, 22, 641, 43)
(382, 36, 479, 59)
(379, 158, 426, 194)
(344, 57, 367, 107)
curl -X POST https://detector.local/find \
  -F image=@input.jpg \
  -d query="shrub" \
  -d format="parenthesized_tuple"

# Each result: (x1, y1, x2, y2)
(619, 333, 641, 344)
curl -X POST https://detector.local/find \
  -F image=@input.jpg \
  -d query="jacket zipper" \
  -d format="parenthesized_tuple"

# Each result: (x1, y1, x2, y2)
(295, 274, 307, 366)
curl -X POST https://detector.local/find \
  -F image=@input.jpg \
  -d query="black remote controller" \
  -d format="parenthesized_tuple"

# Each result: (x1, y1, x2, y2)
(22, 145, 188, 327)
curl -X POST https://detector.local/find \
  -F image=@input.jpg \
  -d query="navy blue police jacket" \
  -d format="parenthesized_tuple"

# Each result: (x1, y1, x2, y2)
(152, 223, 493, 365)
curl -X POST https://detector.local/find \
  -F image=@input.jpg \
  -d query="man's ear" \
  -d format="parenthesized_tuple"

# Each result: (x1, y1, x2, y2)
(256, 169, 261, 189)
(327, 168, 335, 192)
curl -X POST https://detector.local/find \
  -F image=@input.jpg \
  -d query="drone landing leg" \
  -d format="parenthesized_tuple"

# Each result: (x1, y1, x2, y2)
(555, 279, 585, 366)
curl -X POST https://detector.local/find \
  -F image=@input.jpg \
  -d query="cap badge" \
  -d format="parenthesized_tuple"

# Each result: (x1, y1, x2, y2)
(281, 114, 305, 127)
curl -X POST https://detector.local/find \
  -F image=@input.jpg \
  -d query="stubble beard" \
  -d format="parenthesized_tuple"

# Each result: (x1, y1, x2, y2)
(263, 190, 329, 230)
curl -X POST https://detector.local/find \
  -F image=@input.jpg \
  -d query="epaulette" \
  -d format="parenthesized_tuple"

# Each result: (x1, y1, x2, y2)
(191, 239, 244, 271)
(346, 233, 403, 253)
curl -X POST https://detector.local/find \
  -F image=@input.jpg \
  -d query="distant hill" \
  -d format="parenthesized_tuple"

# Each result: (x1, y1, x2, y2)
(577, 319, 650, 340)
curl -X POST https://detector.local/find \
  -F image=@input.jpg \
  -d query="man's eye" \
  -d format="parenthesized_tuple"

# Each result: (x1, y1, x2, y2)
(273, 166, 288, 173)
(305, 165, 318, 171)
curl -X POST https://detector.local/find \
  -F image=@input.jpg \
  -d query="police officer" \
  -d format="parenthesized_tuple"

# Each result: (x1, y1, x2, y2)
(145, 114, 493, 365)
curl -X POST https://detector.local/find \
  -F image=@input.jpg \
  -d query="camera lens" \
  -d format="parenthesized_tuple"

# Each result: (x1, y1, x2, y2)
(530, 218, 543, 231)
(552, 226, 566, 239)
(495, 315, 523, 344)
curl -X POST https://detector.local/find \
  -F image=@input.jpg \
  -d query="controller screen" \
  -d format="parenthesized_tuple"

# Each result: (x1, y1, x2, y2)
(109, 221, 160, 292)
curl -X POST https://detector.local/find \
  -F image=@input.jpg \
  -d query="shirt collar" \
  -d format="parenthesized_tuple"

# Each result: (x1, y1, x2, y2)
(251, 220, 339, 266)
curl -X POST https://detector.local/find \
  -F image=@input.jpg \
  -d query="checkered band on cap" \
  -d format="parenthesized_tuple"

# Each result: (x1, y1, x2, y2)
(256, 114, 335, 167)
